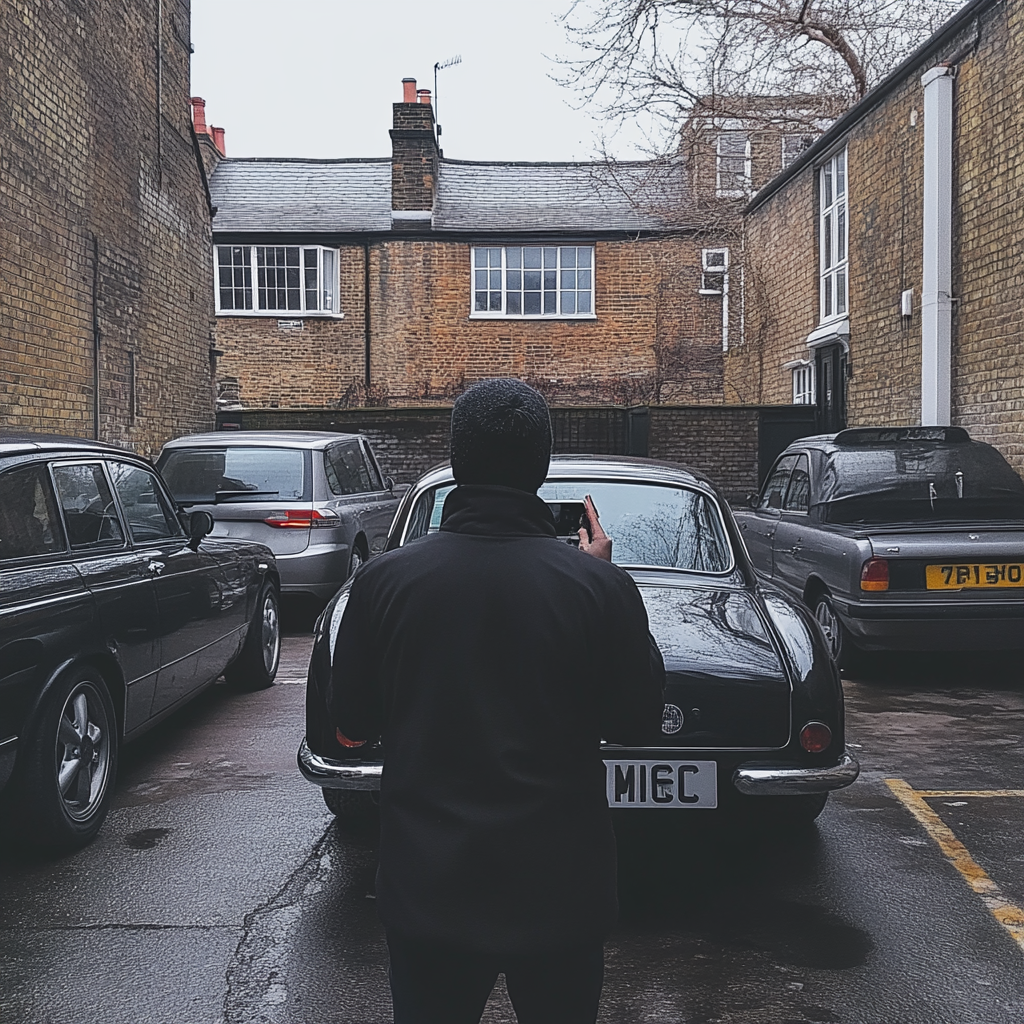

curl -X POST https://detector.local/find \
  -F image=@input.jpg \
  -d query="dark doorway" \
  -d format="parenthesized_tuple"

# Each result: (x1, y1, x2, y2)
(815, 344, 847, 433)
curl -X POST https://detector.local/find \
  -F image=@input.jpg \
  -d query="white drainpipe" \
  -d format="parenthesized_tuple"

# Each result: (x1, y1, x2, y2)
(921, 65, 954, 426)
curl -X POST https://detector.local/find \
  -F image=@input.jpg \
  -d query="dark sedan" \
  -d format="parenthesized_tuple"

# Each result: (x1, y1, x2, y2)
(298, 456, 859, 825)
(733, 427, 1024, 667)
(0, 435, 281, 851)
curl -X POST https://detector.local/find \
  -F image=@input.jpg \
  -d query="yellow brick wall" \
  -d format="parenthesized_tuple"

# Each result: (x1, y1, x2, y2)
(727, 0, 1024, 476)
(0, 0, 215, 457)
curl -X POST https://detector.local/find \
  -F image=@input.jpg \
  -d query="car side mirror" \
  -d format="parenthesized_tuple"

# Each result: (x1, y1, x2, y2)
(746, 492, 759, 509)
(188, 510, 214, 550)
(385, 476, 395, 493)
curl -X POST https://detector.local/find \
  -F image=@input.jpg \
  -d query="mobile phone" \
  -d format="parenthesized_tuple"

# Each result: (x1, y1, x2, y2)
(545, 500, 588, 545)
(580, 498, 599, 543)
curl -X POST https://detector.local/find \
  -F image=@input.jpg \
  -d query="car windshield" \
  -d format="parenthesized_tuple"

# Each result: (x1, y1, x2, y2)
(404, 479, 733, 573)
(821, 443, 1024, 524)
(160, 447, 307, 503)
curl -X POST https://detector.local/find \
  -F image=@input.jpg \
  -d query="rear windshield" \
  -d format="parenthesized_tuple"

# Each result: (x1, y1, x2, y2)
(160, 447, 309, 503)
(404, 480, 733, 574)
(821, 442, 1024, 524)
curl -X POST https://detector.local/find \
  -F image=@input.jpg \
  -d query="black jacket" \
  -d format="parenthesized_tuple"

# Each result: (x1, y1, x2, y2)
(329, 484, 665, 954)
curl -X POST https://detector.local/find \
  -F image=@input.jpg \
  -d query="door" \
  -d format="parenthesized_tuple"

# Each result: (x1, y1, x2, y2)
(358, 439, 399, 554)
(740, 455, 797, 578)
(50, 461, 162, 733)
(770, 453, 812, 593)
(815, 343, 847, 433)
(324, 440, 392, 555)
(106, 461, 228, 716)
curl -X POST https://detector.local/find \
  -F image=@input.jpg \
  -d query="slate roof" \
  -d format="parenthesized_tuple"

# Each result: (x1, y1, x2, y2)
(433, 160, 690, 233)
(209, 157, 691, 235)
(209, 159, 392, 233)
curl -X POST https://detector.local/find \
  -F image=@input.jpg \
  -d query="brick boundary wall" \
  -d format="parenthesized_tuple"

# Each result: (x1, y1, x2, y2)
(216, 404, 817, 501)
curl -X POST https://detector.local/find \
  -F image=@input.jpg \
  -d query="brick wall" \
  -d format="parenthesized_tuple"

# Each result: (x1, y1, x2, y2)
(0, 0, 214, 457)
(215, 402, 798, 501)
(215, 234, 733, 413)
(729, 0, 1024, 477)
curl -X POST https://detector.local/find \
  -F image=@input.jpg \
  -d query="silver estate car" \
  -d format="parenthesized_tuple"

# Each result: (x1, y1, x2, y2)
(157, 431, 401, 602)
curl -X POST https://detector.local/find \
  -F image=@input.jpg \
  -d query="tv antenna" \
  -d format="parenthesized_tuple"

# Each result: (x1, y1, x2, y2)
(433, 54, 462, 143)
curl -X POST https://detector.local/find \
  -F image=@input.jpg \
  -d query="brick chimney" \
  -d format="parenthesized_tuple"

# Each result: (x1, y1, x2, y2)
(191, 97, 225, 175)
(390, 77, 437, 230)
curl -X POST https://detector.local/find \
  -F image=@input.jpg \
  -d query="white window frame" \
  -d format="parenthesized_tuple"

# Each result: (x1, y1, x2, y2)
(716, 133, 751, 198)
(699, 248, 729, 294)
(792, 363, 815, 405)
(469, 245, 596, 320)
(214, 245, 342, 317)
(818, 149, 849, 324)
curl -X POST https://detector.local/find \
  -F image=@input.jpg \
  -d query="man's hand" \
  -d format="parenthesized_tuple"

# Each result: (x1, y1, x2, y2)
(578, 494, 612, 561)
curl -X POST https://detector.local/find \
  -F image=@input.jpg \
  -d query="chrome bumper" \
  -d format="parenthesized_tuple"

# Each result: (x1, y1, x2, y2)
(297, 738, 382, 791)
(732, 751, 860, 796)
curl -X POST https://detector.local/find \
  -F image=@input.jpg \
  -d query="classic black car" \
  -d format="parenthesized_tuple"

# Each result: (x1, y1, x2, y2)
(298, 456, 859, 825)
(0, 435, 281, 851)
(733, 427, 1024, 667)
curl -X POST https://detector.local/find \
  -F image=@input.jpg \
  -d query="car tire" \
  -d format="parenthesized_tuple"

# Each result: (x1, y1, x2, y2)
(13, 666, 119, 853)
(812, 592, 864, 672)
(347, 541, 366, 580)
(226, 581, 281, 691)
(322, 787, 376, 822)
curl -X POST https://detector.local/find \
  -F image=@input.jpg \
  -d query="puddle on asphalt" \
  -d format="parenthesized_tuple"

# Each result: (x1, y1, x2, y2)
(124, 827, 171, 850)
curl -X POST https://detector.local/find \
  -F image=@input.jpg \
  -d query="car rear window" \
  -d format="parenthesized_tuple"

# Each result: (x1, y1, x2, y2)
(822, 442, 1024, 524)
(403, 480, 733, 574)
(160, 447, 310, 503)
(0, 463, 65, 561)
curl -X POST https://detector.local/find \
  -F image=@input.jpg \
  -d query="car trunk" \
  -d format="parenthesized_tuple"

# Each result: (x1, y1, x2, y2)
(159, 446, 314, 557)
(637, 583, 791, 750)
(864, 523, 1024, 593)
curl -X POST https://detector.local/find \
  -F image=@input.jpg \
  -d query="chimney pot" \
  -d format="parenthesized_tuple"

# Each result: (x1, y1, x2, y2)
(191, 96, 208, 135)
(402, 78, 417, 103)
(417, 89, 432, 105)
(211, 126, 226, 156)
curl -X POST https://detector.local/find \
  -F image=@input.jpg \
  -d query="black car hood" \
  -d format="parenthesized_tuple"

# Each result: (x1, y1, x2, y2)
(636, 582, 790, 750)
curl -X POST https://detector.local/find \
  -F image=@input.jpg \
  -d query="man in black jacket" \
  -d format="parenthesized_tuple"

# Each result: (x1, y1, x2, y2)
(329, 379, 665, 1024)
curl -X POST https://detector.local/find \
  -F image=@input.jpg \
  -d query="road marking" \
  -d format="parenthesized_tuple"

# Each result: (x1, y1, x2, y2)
(886, 779, 1024, 954)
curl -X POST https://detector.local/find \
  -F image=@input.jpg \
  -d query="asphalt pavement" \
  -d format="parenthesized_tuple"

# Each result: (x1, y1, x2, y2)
(1, 637, 1023, 1023)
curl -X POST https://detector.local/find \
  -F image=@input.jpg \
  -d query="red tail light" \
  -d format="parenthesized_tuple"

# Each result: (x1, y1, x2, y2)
(860, 557, 889, 592)
(800, 721, 832, 753)
(263, 509, 332, 528)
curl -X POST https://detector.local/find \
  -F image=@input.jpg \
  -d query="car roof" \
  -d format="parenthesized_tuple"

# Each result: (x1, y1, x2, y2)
(782, 425, 978, 455)
(411, 454, 722, 495)
(0, 433, 132, 458)
(160, 430, 361, 452)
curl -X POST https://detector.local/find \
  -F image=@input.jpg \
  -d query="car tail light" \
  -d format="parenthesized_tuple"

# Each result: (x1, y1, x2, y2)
(263, 509, 336, 528)
(860, 557, 889, 591)
(800, 721, 832, 753)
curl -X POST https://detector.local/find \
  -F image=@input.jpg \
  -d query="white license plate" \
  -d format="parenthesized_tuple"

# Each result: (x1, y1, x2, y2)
(604, 759, 718, 809)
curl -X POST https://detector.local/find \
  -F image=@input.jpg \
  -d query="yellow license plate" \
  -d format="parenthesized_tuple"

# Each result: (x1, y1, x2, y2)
(926, 563, 1024, 589)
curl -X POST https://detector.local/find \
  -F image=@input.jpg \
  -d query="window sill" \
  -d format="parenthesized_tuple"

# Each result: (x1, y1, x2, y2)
(468, 314, 598, 322)
(215, 311, 345, 319)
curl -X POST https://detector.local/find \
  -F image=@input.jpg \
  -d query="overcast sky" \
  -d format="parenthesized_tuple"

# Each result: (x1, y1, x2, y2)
(190, 0, 654, 163)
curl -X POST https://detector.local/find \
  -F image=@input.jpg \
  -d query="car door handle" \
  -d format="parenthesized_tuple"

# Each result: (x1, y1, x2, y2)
(148, 561, 165, 576)
(790, 545, 801, 555)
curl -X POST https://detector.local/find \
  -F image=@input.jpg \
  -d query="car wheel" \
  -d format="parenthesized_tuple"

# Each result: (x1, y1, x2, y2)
(14, 666, 119, 852)
(226, 581, 281, 691)
(812, 592, 864, 672)
(322, 787, 376, 822)
(347, 542, 366, 580)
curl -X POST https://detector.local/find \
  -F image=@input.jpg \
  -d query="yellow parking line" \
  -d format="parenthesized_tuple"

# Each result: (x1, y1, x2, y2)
(916, 790, 1024, 799)
(886, 779, 1024, 954)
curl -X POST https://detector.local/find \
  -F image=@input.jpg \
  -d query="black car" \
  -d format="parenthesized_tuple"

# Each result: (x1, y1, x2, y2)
(298, 456, 859, 825)
(0, 435, 281, 851)
(733, 427, 1024, 667)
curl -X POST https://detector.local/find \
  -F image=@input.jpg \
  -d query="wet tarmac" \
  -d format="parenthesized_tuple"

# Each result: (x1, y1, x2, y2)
(1, 639, 1023, 1023)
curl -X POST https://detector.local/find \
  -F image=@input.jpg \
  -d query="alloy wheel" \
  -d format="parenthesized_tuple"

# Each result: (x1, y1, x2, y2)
(54, 681, 113, 822)
(262, 591, 281, 676)
(814, 598, 842, 661)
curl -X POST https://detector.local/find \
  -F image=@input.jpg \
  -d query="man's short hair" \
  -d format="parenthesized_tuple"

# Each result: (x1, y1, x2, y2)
(450, 379, 552, 494)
